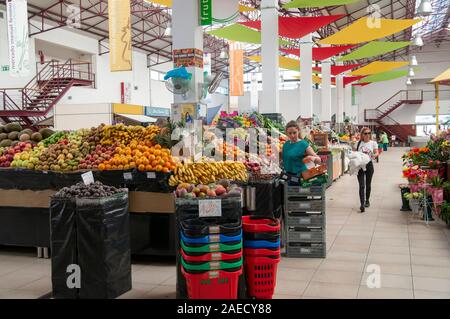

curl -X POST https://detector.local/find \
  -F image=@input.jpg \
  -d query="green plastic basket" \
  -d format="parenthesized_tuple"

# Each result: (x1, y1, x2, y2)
(181, 240, 242, 253)
(181, 257, 243, 271)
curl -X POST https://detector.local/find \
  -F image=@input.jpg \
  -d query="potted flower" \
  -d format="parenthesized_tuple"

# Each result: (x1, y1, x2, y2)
(427, 176, 444, 215)
(422, 159, 441, 178)
(403, 192, 423, 214)
(399, 184, 412, 211)
(402, 166, 425, 192)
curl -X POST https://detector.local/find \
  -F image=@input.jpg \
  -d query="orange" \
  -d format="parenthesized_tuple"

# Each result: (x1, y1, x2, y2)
(151, 160, 158, 167)
(98, 164, 106, 171)
(142, 158, 150, 166)
(138, 164, 145, 171)
(158, 159, 165, 166)
(135, 159, 142, 166)
(164, 162, 172, 168)
(154, 144, 162, 150)
(115, 147, 122, 153)
(124, 164, 130, 170)
(129, 162, 136, 169)
(118, 165, 124, 170)
(121, 158, 128, 165)
(148, 154, 156, 162)
(143, 152, 150, 158)
(162, 156, 169, 163)
(155, 165, 163, 172)
(145, 164, 152, 171)
(112, 165, 118, 170)
(153, 150, 161, 157)
(162, 167, 169, 174)
(105, 164, 112, 170)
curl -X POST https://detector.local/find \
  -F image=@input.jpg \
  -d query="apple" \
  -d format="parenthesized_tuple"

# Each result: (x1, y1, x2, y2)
(215, 185, 226, 196)
(192, 187, 201, 196)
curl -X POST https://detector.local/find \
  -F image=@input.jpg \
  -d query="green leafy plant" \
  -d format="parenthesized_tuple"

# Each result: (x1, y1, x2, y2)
(440, 201, 450, 224)
(429, 176, 444, 188)
(443, 181, 450, 193)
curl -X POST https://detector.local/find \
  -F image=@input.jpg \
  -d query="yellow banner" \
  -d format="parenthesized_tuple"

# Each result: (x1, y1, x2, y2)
(108, 0, 132, 72)
(113, 104, 144, 115)
(229, 42, 244, 97)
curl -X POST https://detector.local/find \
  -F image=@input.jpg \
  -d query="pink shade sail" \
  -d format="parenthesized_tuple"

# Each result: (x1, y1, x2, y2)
(312, 64, 361, 76)
(280, 45, 355, 61)
(240, 15, 344, 39)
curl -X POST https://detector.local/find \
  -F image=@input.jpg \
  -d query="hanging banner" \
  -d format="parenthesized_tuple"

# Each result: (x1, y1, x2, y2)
(6, 0, 31, 77)
(108, 0, 132, 72)
(199, 0, 212, 25)
(229, 42, 244, 97)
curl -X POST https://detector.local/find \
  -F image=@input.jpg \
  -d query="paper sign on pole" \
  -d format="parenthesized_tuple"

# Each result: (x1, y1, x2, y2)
(6, 0, 31, 77)
(229, 42, 244, 97)
(108, 0, 132, 72)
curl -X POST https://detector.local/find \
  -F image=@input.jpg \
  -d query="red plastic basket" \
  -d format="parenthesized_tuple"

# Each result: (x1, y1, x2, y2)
(181, 248, 242, 262)
(181, 266, 242, 299)
(244, 248, 280, 258)
(244, 256, 280, 299)
(242, 216, 280, 233)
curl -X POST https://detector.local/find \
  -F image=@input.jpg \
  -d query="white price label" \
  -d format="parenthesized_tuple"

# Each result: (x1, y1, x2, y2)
(123, 172, 133, 181)
(81, 171, 95, 185)
(199, 199, 222, 218)
(146, 172, 156, 179)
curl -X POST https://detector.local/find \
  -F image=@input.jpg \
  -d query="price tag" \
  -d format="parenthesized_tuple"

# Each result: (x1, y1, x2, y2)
(123, 172, 133, 181)
(209, 235, 220, 242)
(146, 172, 156, 179)
(81, 171, 95, 185)
(199, 199, 222, 218)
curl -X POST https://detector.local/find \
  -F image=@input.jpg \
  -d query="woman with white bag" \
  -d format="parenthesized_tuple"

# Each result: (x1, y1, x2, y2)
(354, 127, 379, 213)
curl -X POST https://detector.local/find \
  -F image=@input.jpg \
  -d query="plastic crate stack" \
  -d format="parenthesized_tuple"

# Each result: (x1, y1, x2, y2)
(284, 184, 326, 258)
(180, 217, 243, 299)
(242, 216, 281, 299)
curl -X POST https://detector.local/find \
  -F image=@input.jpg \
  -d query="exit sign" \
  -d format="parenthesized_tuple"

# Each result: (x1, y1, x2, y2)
(1, 65, 9, 72)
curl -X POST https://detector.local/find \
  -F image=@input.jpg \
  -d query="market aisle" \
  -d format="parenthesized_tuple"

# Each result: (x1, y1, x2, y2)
(0, 147, 449, 299)
(274, 147, 450, 299)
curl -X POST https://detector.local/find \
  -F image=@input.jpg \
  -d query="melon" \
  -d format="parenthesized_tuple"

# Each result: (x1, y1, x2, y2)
(8, 131, 19, 140)
(11, 140, 19, 147)
(0, 139, 12, 147)
(19, 134, 30, 142)
(0, 133, 7, 141)
(39, 128, 55, 139)
(31, 132, 43, 142)
(5, 122, 22, 133)
(19, 129, 33, 137)
(0, 126, 4, 133)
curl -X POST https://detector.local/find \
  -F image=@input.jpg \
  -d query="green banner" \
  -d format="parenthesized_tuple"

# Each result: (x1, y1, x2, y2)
(200, 0, 212, 26)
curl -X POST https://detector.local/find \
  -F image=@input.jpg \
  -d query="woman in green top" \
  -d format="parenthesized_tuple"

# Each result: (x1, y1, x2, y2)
(282, 121, 321, 177)
(381, 131, 389, 151)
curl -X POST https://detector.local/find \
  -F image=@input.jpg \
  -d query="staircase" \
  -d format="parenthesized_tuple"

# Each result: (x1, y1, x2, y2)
(0, 59, 94, 129)
(364, 90, 423, 142)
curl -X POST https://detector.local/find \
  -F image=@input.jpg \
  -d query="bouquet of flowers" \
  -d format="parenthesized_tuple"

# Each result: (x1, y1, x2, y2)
(402, 165, 425, 183)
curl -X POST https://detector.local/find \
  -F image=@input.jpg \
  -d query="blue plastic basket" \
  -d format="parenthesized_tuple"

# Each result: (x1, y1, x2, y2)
(180, 230, 243, 244)
(243, 239, 280, 249)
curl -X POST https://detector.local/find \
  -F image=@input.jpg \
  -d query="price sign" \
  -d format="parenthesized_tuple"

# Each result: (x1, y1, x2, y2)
(82, 171, 95, 185)
(199, 199, 222, 218)
(123, 172, 133, 181)
(146, 172, 156, 179)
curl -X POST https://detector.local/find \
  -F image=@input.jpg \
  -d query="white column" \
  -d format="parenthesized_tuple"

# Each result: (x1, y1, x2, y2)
(250, 72, 259, 112)
(172, 0, 203, 104)
(344, 82, 352, 122)
(336, 74, 344, 124)
(260, 0, 279, 114)
(300, 33, 313, 119)
(321, 59, 332, 122)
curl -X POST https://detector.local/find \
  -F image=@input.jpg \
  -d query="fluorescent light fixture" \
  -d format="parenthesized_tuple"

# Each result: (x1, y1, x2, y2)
(416, 0, 433, 16)
(406, 78, 412, 85)
(413, 34, 424, 47)
(410, 55, 418, 66)
(408, 67, 415, 77)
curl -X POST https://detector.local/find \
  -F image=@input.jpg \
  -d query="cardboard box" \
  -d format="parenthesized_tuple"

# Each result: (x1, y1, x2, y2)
(0, 189, 56, 208)
(129, 191, 175, 214)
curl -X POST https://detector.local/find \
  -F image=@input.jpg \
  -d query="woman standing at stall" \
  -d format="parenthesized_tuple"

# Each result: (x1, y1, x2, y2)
(355, 127, 379, 213)
(282, 121, 321, 180)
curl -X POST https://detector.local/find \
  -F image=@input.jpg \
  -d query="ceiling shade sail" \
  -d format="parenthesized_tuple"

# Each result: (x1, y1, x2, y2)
(358, 68, 419, 83)
(147, 0, 255, 12)
(353, 82, 371, 86)
(313, 64, 361, 76)
(240, 16, 344, 39)
(293, 75, 336, 84)
(280, 45, 355, 61)
(319, 18, 421, 45)
(430, 68, 450, 85)
(207, 24, 292, 45)
(343, 76, 367, 86)
(351, 61, 409, 76)
(247, 55, 300, 72)
(283, 0, 360, 8)
(338, 41, 411, 61)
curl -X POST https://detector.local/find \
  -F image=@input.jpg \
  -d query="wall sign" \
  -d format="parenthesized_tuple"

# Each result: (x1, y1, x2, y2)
(173, 48, 204, 68)
(199, 0, 212, 26)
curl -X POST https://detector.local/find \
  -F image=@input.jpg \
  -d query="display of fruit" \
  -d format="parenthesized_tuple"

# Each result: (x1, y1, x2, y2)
(55, 181, 127, 198)
(43, 131, 67, 147)
(1, 142, 33, 168)
(80, 144, 117, 170)
(100, 124, 160, 146)
(175, 180, 242, 199)
(39, 128, 56, 139)
(169, 161, 248, 187)
(4, 122, 23, 133)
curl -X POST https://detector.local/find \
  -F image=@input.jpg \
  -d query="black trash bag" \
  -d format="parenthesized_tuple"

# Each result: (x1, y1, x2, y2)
(0, 168, 55, 190)
(131, 171, 171, 193)
(76, 193, 131, 299)
(50, 197, 78, 299)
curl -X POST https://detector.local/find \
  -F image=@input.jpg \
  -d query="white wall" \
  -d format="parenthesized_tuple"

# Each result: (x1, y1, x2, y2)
(54, 103, 112, 130)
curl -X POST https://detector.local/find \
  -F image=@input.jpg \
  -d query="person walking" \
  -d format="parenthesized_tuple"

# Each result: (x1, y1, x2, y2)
(355, 127, 379, 213)
(381, 131, 389, 151)
(282, 121, 321, 182)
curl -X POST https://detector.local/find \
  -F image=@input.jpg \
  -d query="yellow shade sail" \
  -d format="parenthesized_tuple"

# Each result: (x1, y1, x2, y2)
(319, 18, 421, 45)
(350, 61, 408, 76)
(247, 55, 300, 72)
(292, 74, 323, 84)
(430, 68, 450, 84)
(145, 0, 255, 12)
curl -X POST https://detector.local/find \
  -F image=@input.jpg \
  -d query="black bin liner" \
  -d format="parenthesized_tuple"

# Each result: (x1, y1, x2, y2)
(50, 192, 131, 299)
(0, 168, 55, 190)
(248, 179, 283, 218)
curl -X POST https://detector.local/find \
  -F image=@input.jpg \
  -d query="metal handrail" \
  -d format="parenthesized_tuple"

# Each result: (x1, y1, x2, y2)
(376, 89, 423, 113)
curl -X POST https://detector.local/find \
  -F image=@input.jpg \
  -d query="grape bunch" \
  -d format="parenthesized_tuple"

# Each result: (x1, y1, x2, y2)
(55, 181, 126, 198)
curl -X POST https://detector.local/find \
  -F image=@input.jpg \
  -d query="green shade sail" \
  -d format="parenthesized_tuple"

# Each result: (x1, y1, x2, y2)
(338, 41, 411, 61)
(283, 0, 360, 9)
(358, 68, 420, 83)
(206, 24, 292, 46)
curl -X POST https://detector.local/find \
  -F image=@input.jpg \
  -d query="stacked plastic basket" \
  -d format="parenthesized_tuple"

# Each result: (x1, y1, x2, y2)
(242, 216, 281, 299)
(180, 218, 243, 299)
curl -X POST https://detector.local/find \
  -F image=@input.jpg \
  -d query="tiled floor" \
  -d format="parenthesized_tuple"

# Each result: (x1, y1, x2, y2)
(0, 147, 449, 299)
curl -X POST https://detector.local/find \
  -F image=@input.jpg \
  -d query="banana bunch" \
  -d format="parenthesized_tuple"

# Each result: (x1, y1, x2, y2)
(169, 161, 248, 186)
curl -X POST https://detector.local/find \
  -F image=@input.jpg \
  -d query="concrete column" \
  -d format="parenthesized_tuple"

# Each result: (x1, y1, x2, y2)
(344, 82, 352, 122)
(172, 0, 203, 104)
(336, 74, 344, 126)
(300, 33, 313, 119)
(321, 59, 332, 122)
(260, 0, 279, 114)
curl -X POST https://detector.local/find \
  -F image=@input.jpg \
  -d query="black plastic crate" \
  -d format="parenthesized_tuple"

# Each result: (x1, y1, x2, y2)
(286, 211, 325, 227)
(285, 242, 326, 258)
(286, 199, 325, 212)
(286, 226, 325, 243)
(285, 185, 324, 197)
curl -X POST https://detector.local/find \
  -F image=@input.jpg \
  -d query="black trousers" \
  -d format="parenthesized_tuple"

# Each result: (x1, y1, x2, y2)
(357, 161, 374, 207)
